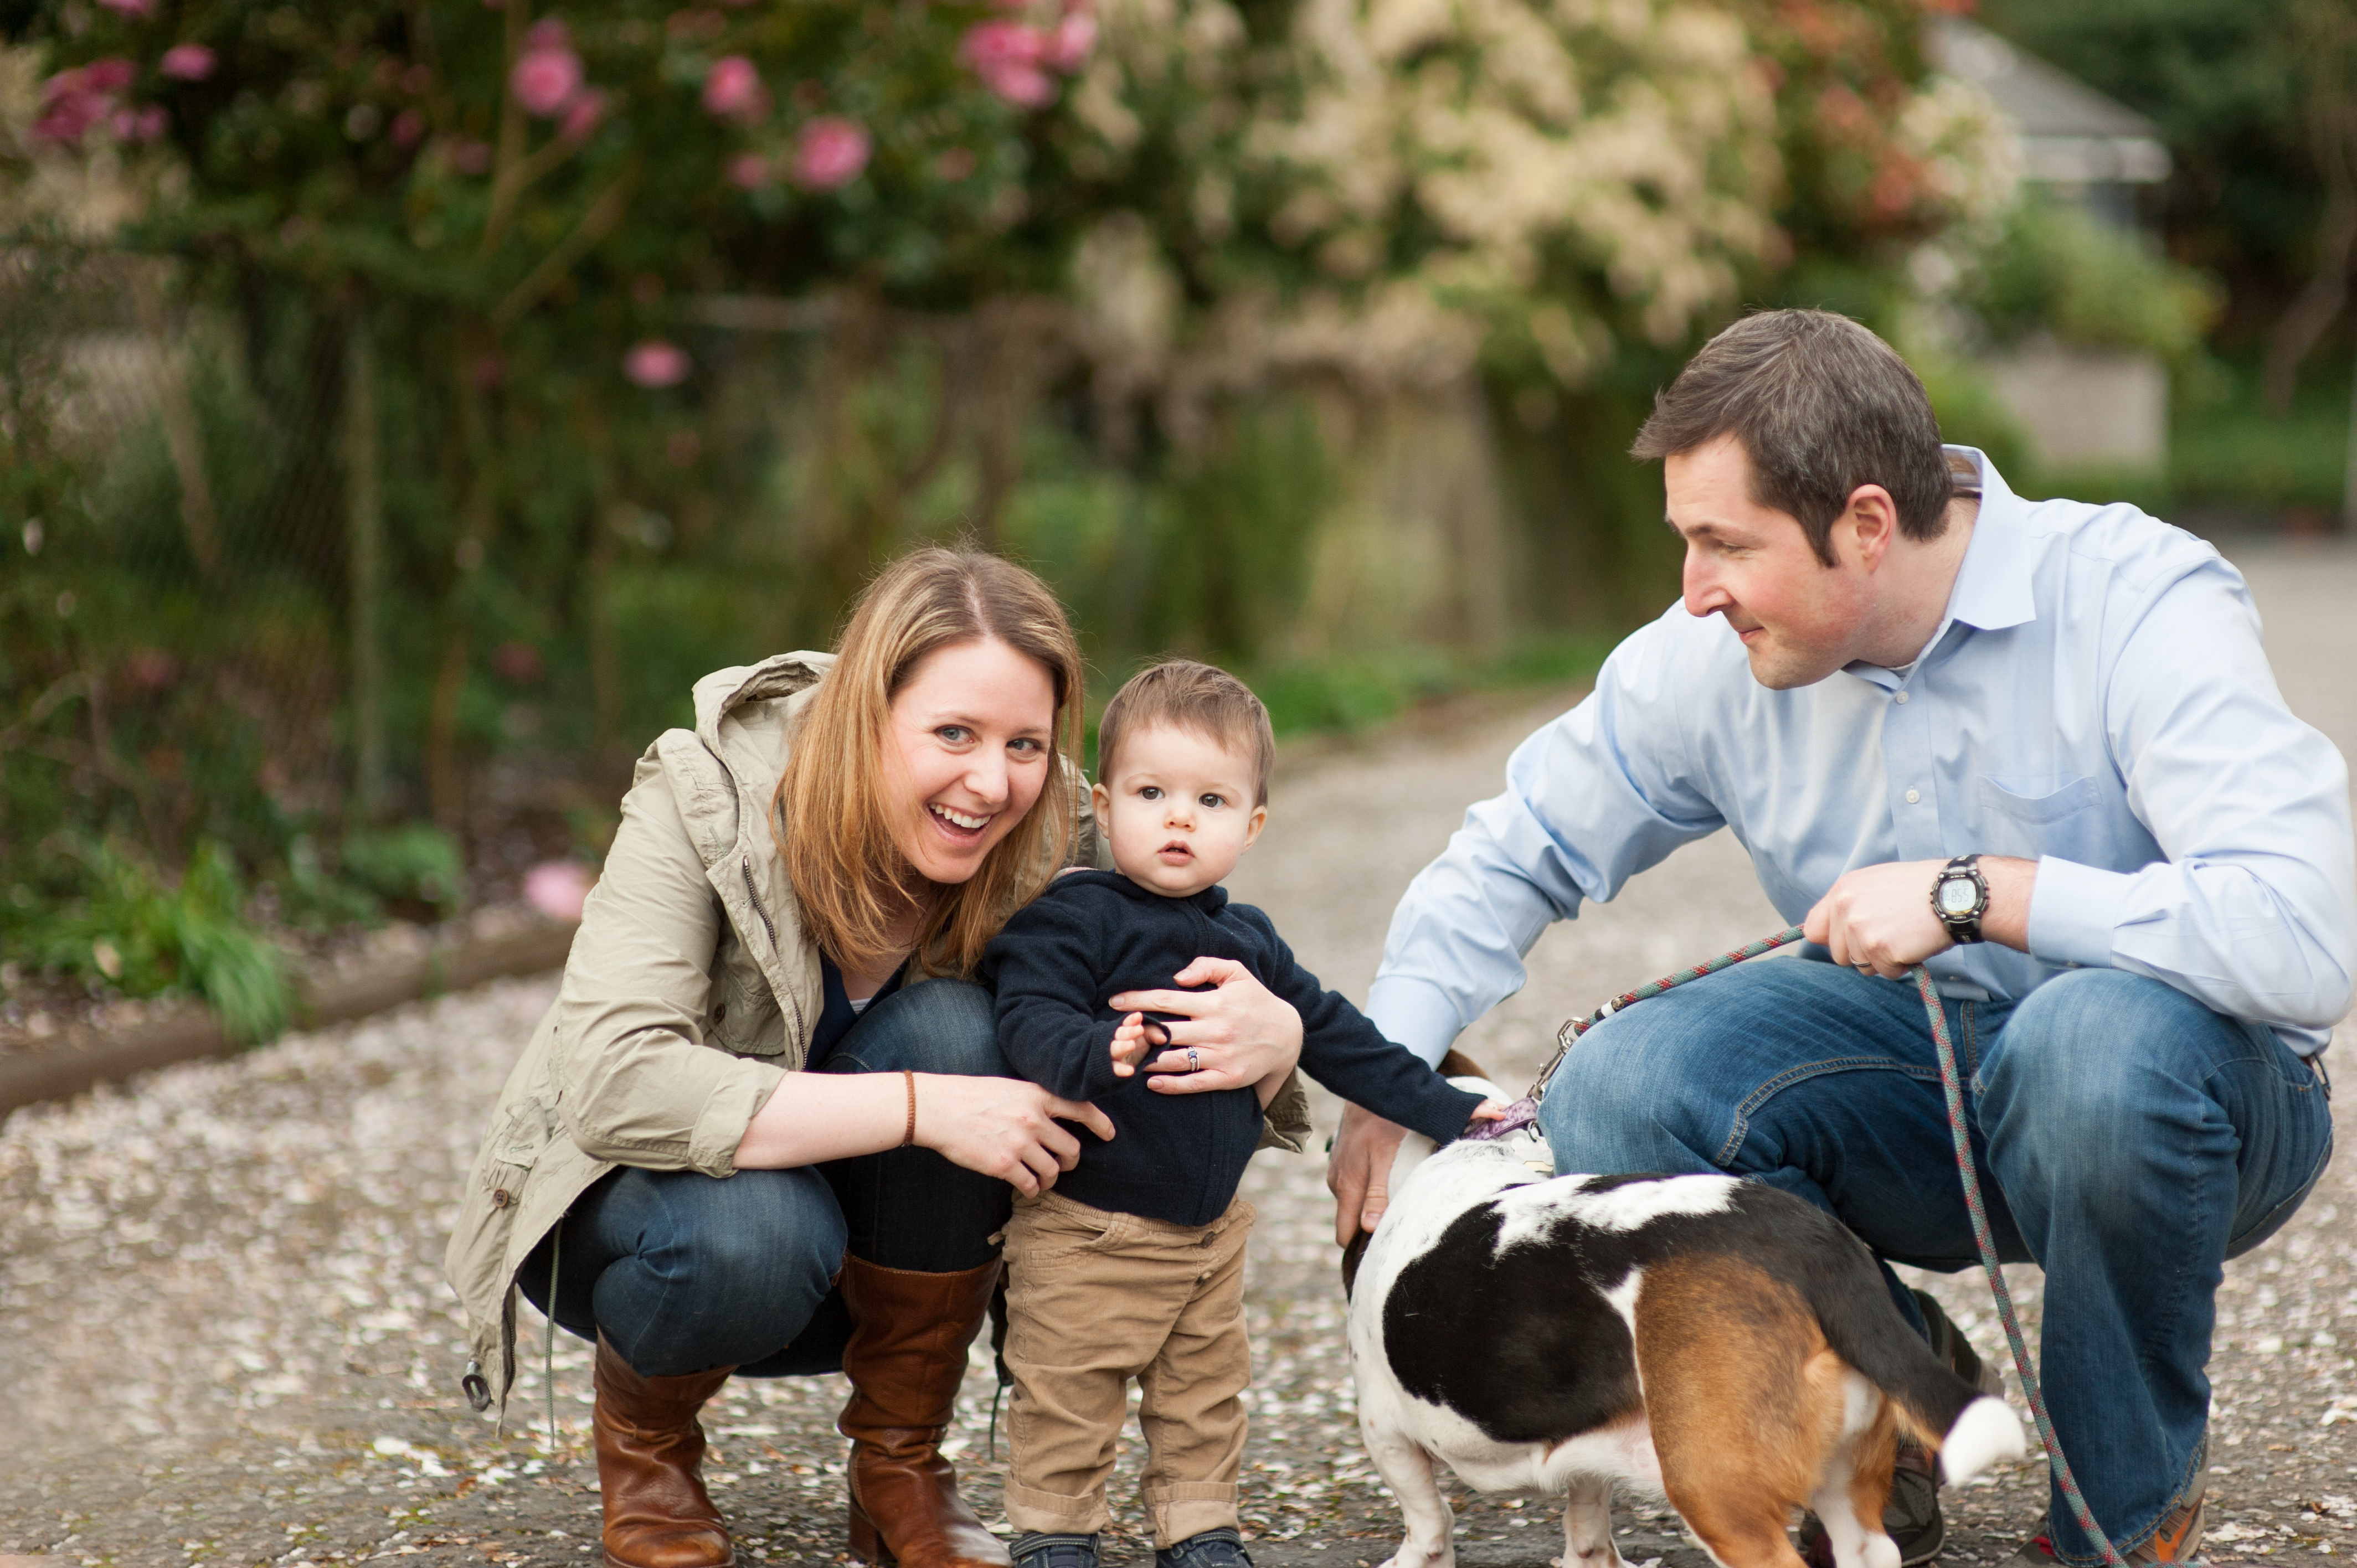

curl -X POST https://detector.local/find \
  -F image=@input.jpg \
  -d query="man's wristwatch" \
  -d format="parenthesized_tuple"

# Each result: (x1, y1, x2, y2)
(1931, 854, 1989, 944)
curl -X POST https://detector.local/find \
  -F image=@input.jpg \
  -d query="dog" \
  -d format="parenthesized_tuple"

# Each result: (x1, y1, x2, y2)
(1344, 1075, 2027, 1568)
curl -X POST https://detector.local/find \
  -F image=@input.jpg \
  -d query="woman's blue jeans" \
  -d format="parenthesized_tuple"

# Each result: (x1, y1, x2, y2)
(1536, 956, 2333, 1565)
(517, 978, 1014, 1381)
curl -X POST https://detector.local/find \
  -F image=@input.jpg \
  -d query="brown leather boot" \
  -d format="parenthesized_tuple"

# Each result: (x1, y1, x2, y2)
(837, 1255, 1013, 1568)
(591, 1333, 738, 1568)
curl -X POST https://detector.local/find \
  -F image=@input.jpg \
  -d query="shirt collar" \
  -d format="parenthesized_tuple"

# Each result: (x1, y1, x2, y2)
(1941, 446, 2037, 633)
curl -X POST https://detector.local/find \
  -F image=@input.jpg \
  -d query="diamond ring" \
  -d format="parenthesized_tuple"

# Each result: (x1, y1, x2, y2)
(1188, 1048, 1200, 1072)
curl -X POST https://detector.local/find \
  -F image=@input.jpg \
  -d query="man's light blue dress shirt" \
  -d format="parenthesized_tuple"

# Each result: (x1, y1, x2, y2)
(1368, 449, 2356, 1061)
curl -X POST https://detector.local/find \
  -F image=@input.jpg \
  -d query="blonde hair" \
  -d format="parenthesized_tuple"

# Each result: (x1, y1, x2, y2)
(1097, 659, 1276, 807)
(774, 548, 1085, 976)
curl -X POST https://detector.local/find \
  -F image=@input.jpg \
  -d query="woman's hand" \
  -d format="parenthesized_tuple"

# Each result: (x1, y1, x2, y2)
(914, 1074, 1115, 1197)
(734, 1069, 1110, 1195)
(1109, 956, 1304, 1096)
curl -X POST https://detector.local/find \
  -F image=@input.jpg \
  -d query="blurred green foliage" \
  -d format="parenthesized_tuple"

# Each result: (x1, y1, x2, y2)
(1963, 194, 2220, 362)
(1, 838, 290, 1040)
(338, 823, 465, 920)
(1975, 0, 2314, 316)
(0, 0, 2070, 1029)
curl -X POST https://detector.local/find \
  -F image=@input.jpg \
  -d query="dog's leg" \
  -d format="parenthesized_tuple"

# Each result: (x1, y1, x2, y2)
(1810, 1402, 1900, 1568)
(1364, 1432, 1455, 1568)
(1560, 1473, 1623, 1568)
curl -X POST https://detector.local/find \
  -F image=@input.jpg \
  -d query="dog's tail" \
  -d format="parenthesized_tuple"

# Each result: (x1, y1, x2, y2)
(1808, 1250, 2026, 1484)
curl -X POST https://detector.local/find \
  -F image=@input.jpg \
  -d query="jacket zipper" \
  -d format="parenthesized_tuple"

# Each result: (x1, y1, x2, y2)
(739, 855, 806, 1046)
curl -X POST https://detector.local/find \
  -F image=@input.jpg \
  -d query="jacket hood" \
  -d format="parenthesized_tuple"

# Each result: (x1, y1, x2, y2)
(691, 652, 836, 755)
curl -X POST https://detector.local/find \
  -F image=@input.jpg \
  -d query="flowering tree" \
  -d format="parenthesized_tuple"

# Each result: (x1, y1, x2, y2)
(0, 0, 2016, 868)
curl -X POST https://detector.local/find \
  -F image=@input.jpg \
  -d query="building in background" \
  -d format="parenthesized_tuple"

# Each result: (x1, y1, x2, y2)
(1933, 17, 2174, 473)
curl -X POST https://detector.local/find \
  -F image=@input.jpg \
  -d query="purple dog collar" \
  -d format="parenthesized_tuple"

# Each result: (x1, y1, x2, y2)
(1461, 1097, 1538, 1142)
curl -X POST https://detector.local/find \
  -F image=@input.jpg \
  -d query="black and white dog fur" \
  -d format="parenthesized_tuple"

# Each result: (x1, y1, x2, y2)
(1345, 1077, 2026, 1568)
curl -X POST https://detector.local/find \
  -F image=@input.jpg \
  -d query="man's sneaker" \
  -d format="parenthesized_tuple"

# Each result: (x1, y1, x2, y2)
(1913, 1287, 2005, 1396)
(2001, 1462, 2208, 1567)
(1156, 1527, 1255, 1568)
(1012, 1532, 1101, 1568)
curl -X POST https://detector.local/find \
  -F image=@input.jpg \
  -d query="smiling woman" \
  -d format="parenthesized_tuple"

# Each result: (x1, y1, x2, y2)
(444, 548, 1309, 1568)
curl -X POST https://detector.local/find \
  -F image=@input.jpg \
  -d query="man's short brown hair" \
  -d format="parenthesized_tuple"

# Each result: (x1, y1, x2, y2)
(1629, 308, 1953, 565)
(1097, 659, 1277, 807)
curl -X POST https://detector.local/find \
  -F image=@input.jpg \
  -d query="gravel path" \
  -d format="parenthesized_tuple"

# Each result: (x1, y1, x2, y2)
(6, 543, 2353, 1567)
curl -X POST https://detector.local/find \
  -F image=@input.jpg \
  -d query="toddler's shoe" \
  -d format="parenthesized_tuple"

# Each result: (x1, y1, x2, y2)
(1011, 1533, 1100, 1568)
(1156, 1527, 1254, 1568)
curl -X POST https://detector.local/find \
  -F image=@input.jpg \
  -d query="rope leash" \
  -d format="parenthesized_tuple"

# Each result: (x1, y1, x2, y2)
(1532, 926, 2126, 1567)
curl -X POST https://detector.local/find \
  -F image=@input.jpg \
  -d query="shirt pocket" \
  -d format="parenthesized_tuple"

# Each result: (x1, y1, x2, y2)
(1975, 774, 2099, 826)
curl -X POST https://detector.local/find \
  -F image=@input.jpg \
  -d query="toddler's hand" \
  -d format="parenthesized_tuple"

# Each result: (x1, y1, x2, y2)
(1109, 1013, 1165, 1076)
(1460, 1096, 1539, 1141)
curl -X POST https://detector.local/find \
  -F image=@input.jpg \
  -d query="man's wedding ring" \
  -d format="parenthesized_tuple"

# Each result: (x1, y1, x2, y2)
(1188, 1048, 1200, 1072)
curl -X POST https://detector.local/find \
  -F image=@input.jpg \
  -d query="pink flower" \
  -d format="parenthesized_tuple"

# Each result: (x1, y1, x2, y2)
(702, 54, 767, 121)
(728, 151, 774, 189)
(791, 116, 869, 190)
(961, 22, 1056, 106)
(522, 860, 596, 924)
(32, 64, 132, 145)
(97, 0, 155, 15)
(511, 43, 583, 117)
(111, 104, 167, 140)
(559, 87, 606, 140)
(159, 43, 215, 81)
(961, 19, 1049, 70)
(624, 340, 692, 388)
(981, 60, 1053, 106)
(1048, 12, 1097, 70)
(391, 107, 426, 147)
(83, 58, 138, 92)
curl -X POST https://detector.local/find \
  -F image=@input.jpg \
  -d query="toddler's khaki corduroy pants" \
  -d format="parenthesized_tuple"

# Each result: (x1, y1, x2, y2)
(997, 1190, 1256, 1548)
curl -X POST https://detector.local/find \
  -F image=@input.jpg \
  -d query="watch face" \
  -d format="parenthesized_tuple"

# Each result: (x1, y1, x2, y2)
(1938, 877, 1979, 916)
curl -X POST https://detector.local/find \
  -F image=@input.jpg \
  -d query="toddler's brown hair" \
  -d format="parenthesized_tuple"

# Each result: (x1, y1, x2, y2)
(1095, 659, 1277, 807)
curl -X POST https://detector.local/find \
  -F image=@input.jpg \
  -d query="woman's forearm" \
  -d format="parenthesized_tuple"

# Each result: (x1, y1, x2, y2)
(733, 1070, 915, 1169)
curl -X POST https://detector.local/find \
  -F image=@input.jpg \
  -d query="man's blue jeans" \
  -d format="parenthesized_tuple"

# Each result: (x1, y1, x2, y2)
(1535, 956, 2333, 1565)
(517, 978, 1014, 1380)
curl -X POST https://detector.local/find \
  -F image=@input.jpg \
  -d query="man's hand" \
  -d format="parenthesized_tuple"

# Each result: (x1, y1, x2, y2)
(1326, 1101, 1409, 1246)
(1805, 855, 2035, 977)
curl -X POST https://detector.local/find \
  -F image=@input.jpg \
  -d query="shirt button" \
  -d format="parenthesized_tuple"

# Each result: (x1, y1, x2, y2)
(491, 1188, 512, 1209)
(1894, 690, 1910, 705)
(1905, 789, 1921, 804)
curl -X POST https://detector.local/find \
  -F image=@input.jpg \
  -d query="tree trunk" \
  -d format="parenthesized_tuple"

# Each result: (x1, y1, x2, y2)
(345, 314, 388, 822)
(2266, 1, 2357, 414)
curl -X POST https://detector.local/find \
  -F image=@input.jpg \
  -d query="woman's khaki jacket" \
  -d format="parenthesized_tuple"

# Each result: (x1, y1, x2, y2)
(443, 653, 1311, 1417)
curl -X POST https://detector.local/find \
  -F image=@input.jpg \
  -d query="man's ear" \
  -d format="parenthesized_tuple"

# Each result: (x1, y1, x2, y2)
(1242, 803, 1269, 851)
(1091, 780, 1112, 819)
(1842, 483, 1900, 570)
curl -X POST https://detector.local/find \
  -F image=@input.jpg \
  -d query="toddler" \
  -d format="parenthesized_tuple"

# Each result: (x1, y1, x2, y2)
(979, 659, 1500, 1568)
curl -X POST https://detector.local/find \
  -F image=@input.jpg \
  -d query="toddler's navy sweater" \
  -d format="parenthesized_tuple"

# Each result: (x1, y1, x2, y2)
(981, 869, 1485, 1226)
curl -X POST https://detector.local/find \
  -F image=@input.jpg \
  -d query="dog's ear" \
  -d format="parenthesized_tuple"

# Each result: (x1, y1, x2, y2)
(1340, 1227, 1371, 1300)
